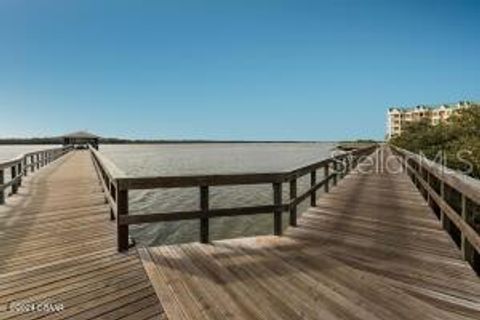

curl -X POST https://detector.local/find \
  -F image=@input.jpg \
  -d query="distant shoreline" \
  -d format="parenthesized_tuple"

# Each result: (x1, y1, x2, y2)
(0, 139, 334, 145)
(0, 138, 380, 147)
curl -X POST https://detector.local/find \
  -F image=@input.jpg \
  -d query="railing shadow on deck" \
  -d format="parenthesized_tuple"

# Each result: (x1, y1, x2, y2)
(88, 144, 378, 252)
(0, 146, 73, 205)
(141, 146, 478, 281)
(307, 147, 412, 253)
(0, 146, 74, 272)
(140, 146, 440, 282)
(282, 147, 420, 264)
(144, 154, 396, 282)
(143, 238, 348, 284)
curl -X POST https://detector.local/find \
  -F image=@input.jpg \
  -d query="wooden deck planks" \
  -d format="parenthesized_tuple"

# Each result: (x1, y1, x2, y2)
(2, 146, 478, 320)
(140, 147, 480, 320)
(0, 150, 165, 320)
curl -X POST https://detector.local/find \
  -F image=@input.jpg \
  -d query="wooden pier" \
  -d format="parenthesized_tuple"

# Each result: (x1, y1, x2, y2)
(0, 144, 479, 319)
(0, 150, 164, 320)
(138, 147, 480, 320)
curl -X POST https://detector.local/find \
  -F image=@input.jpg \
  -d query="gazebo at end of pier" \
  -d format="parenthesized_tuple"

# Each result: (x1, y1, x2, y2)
(61, 130, 100, 150)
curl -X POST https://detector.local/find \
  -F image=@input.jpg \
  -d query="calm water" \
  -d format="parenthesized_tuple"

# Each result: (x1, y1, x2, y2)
(101, 143, 338, 245)
(0, 145, 60, 162)
(0, 145, 61, 180)
(0, 143, 338, 245)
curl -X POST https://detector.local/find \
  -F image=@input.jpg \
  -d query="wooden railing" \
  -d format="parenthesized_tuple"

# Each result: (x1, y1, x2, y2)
(392, 146, 480, 273)
(89, 145, 127, 221)
(89, 144, 377, 251)
(0, 146, 73, 205)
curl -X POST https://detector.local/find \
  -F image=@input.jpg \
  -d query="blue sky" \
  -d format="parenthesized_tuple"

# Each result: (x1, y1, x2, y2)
(1, 0, 479, 140)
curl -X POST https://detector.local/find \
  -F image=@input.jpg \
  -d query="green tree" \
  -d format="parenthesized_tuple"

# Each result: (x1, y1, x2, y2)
(390, 105, 480, 178)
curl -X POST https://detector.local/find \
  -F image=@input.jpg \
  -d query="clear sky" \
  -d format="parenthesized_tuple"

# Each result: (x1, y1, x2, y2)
(1, 0, 479, 140)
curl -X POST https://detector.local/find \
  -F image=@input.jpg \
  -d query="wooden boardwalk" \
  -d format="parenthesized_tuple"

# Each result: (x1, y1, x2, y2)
(0, 151, 164, 320)
(1, 146, 479, 320)
(139, 147, 480, 320)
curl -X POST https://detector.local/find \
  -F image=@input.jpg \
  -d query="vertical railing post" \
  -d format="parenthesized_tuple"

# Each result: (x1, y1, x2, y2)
(23, 157, 27, 177)
(17, 162, 22, 187)
(11, 165, 18, 194)
(108, 181, 115, 220)
(0, 169, 4, 204)
(461, 194, 467, 260)
(200, 185, 209, 243)
(110, 182, 117, 220)
(36, 154, 40, 170)
(310, 170, 317, 207)
(289, 178, 297, 227)
(273, 182, 282, 236)
(30, 155, 35, 172)
(104, 176, 110, 204)
(324, 164, 329, 193)
(333, 161, 338, 186)
(426, 171, 431, 205)
(117, 186, 129, 252)
(440, 180, 445, 227)
(338, 159, 343, 179)
(351, 154, 357, 169)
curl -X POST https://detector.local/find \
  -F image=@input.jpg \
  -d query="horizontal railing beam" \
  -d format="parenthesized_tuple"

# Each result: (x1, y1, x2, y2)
(89, 145, 126, 183)
(115, 146, 378, 190)
(87, 143, 378, 251)
(118, 173, 287, 190)
(118, 204, 290, 225)
(290, 173, 335, 207)
(0, 146, 71, 170)
(0, 158, 22, 170)
(0, 174, 23, 191)
(402, 158, 480, 253)
(287, 159, 331, 179)
(0, 146, 72, 205)
(392, 146, 480, 206)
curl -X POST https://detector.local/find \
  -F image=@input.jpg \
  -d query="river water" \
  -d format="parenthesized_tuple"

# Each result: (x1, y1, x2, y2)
(1, 143, 338, 245)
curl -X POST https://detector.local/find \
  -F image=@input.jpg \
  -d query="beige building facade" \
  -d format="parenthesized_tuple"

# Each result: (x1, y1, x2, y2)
(386, 101, 474, 139)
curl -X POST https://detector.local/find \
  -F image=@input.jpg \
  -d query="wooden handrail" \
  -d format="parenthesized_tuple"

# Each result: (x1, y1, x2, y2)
(113, 150, 363, 190)
(88, 145, 126, 220)
(0, 145, 73, 205)
(392, 145, 480, 271)
(89, 145, 127, 181)
(89, 144, 378, 251)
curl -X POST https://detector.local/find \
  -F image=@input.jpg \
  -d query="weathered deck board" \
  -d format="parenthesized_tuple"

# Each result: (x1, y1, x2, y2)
(140, 147, 480, 320)
(0, 150, 165, 320)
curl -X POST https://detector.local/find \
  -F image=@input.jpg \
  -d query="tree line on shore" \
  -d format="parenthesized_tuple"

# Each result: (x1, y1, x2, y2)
(0, 137, 341, 145)
(390, 106, 480, 178)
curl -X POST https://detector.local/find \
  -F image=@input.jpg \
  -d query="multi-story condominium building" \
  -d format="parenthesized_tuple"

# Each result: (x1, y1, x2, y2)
(386, 101, 474, 139)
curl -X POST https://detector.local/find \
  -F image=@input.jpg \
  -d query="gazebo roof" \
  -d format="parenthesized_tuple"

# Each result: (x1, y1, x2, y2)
(62, 131, 100, 139)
